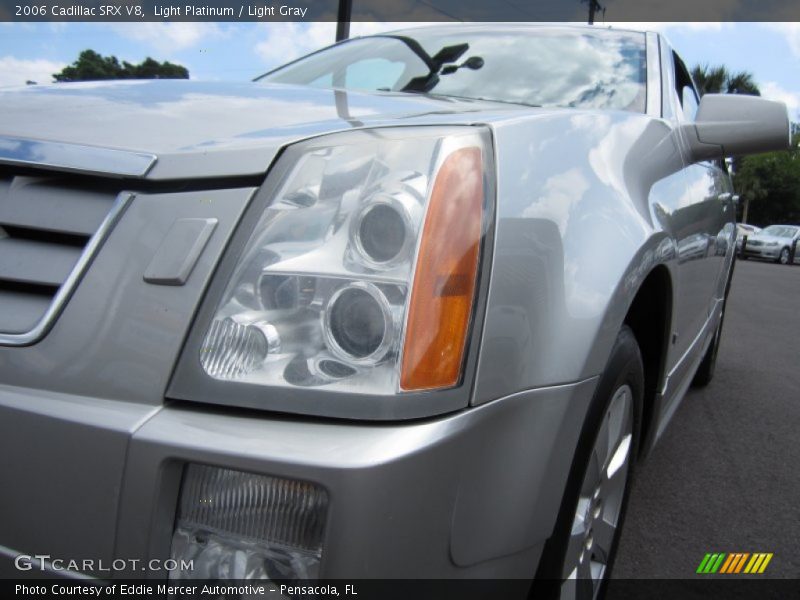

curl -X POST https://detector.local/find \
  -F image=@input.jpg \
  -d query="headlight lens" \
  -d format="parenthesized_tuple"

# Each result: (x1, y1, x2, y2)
(322, 282, 399, 366)
(199, 127, 491, 395)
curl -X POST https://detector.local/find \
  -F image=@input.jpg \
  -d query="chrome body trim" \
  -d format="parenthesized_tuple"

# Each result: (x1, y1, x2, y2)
(0, 136, 156, 178)
(0, 192, 135, 346)
(645, 31, 662, 117)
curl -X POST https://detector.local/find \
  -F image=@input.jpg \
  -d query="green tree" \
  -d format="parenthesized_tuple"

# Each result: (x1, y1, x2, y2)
(53, 50, 189, 82)
(690, 64, 760, 96)
(734, 123, 800, 226)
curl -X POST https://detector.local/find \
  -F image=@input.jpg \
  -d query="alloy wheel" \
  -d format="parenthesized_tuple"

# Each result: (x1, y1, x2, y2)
(560, 384, 634, 600)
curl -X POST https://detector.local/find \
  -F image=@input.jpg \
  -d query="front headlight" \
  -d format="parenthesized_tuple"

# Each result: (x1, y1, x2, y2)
(189, 127, 493, 403)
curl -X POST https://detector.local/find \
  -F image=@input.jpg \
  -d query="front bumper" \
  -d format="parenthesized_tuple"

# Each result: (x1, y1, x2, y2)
(0, 378, 596, 580)
(742, 245, 781, 259)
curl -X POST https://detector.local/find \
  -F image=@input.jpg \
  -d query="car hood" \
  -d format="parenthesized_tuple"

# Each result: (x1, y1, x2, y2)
(0, 79, 531, 180)
(748, 233, 792, 244)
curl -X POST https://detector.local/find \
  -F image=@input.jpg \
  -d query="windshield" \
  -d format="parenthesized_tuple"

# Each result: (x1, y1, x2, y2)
(260, 28, 647, 112)
(762, 225, 799, 238)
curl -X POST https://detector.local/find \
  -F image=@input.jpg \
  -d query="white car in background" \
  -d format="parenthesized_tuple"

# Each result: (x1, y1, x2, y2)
(741, 224, 800, 264)
(735, 223, 761, 252)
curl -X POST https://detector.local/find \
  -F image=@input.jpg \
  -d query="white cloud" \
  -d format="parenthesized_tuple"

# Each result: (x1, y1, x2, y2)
(253, 22, 442, 67)
(675, 22, 727, 32)
(760, 81, 800, 120)
(588, 117, 650, 195)
(764, 23, 800, 58)
(112, 23, 227, 54)
(254, 22, 336, 65)
(0, 56, 65, 88)
(521, 167, 590, 235)
(350, 22, 436, 37)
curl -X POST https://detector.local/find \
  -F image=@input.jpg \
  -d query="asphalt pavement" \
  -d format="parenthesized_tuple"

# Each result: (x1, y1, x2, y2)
(612, 258, 800, 579)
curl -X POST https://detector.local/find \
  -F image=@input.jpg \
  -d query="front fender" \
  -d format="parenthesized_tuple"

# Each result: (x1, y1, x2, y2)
(473, 111, 684, 404)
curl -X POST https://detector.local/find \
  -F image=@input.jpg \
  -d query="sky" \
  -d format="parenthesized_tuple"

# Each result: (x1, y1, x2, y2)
(0, 21, 798, 119)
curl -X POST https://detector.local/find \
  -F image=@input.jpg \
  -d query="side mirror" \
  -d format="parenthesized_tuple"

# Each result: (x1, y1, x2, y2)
(679, 94, 791, 163)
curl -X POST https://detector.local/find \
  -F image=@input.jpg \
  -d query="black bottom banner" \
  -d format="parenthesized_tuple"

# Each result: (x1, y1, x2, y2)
(4, 578, 800, 600)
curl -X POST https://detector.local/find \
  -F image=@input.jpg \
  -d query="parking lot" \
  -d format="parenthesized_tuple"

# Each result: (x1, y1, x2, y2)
(613, 258, 800, 579)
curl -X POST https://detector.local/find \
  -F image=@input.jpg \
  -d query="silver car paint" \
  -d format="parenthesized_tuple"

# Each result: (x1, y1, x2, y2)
(111, 379, 597, 576)
(0, 27, 736, 578)
(0, 80, 530, 180)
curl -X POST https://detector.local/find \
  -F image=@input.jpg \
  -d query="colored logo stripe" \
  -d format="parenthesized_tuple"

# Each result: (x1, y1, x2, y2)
(744, 553, 773, 574)
(697, 552, 773, 574)
(697, 553, 726, 573)
(719, 553, 749, 573)
(734, 553, 750, 573)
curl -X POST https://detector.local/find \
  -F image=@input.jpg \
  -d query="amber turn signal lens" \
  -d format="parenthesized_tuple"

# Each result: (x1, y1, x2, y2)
(400, 146, 483, 391)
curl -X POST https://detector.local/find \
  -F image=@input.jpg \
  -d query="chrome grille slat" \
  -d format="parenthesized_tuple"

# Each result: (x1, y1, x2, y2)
(0, 238, 83, 287)
(0, 290, 52, 334)
(0, 172, 131, 345)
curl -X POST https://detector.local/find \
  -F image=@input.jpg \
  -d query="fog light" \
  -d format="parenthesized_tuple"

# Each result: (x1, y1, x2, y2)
(170, 464, 328, 581)
(322, 282, 397, 366)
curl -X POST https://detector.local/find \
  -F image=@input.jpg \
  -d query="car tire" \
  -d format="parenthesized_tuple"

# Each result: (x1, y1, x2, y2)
(691, 309, 723, 388)
(778, 247, 790, 265)
(692, 258, 734, 388)
(533, 326, 643, 600)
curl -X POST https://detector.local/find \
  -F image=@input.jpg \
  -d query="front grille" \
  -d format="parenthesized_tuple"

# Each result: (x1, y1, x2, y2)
(747, 240, 763, 247)
(0, 174, 130, 344)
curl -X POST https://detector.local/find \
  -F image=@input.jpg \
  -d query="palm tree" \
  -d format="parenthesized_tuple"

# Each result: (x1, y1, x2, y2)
(691, 64, 760, 96)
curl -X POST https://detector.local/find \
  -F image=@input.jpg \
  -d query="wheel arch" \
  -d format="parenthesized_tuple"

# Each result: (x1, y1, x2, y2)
(621, 265, 673, 459)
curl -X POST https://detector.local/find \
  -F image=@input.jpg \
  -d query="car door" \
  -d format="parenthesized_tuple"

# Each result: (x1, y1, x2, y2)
(657, 46, 734, 417)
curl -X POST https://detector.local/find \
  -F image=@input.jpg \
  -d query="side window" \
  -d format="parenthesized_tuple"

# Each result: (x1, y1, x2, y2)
(672, 52, 699, 122)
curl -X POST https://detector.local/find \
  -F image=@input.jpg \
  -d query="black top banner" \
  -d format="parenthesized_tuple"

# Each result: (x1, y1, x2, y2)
(1, 0, 799, 22)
